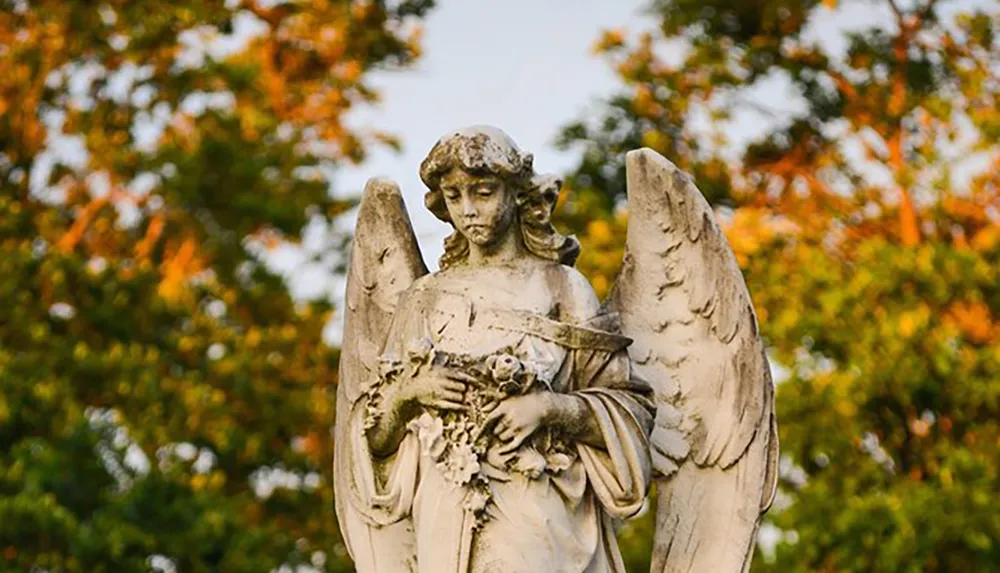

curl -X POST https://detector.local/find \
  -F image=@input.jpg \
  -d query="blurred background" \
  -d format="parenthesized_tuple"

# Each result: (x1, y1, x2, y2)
(1, 0, 997, 571)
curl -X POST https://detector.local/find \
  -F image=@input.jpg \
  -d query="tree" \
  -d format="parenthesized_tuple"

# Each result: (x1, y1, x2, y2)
(558, 0, 999, 570)
(0, 1, 432, 571)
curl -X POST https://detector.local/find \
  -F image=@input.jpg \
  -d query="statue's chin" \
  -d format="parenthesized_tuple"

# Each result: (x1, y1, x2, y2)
(463, 229, 496, 246)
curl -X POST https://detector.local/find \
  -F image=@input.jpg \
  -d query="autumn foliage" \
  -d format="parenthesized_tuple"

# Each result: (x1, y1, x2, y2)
(3, 0, 998, 571)
(0, 1, 430, 571)
(560, 0, 999, 570)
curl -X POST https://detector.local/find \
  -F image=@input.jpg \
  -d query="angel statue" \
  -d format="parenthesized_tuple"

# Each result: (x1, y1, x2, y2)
(333, 126, 778, 573)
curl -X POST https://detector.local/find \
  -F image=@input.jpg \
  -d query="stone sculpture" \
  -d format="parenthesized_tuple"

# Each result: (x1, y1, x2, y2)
(333, 126, 778, 573)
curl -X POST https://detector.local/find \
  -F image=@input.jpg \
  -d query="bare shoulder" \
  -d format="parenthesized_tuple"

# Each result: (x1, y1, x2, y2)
(405, 266, 472, 296)
(542, 262, 600, 323)
(398, 272, 438, 301)
(411, 272, 437, 290)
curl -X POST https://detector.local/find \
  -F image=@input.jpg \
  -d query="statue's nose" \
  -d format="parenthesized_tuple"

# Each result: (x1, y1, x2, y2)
(461, 197, 478, 218)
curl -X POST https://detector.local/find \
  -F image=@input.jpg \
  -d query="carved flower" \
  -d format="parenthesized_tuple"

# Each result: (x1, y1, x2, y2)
(440, 441, 480, 486)
(462, 487, 490, 514)
(488, 353, 522, 382)
(519, 360, 551, 392)
(406, 337, 434, 364)
(410, 413, 448, 461)
(362, 374, 389, 431)
(363, 400, 381, 431)
(545, 452, 573, 474)
(376, 355, 404, 383)
(513, 446, 547, 480)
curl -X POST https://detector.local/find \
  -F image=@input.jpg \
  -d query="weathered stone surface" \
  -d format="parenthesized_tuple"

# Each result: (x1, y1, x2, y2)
(333, 126, 777, 573)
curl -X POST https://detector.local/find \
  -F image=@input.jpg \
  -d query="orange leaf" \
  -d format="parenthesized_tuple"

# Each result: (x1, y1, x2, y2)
(57, 197, 108, 253)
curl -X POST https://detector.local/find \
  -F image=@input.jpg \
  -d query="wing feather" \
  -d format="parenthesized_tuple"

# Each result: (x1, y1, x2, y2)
(604, 149, 778, 572)
(334, 178, 426, 569)
(337, 178, 428, 405)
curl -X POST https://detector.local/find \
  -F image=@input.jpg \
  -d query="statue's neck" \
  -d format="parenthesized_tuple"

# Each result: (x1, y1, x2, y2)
(466, 225, 525, 267)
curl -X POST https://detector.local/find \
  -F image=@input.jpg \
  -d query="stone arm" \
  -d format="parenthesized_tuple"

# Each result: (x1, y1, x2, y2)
(547, 266, 654, 451)
(364, 381, 416, 459)
(365, 365, 478, 458)
(544, 392, 607, 449)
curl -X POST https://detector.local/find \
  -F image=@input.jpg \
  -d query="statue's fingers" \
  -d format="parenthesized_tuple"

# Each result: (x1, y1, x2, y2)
(432, 399, 466, 411)
(440, 380, 467, 395)
(498, 432, 527, 455)
(444, 370, 480, 385)
(494, 419, 509, 435)
(496, 424, 517, 444)
(476, 409, 504, 441)
(440, 389, 465, 403)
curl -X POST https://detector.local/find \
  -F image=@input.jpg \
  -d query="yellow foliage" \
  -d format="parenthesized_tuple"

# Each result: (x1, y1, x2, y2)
(898, 311, 921, 337)
(971, 226, 999, 251)
(835, 400, 857, 417)
(158, 238, 203, 306)
(179, 337, 199, 353)
(246, 327, 262, 348)
(211, 389, 226, 405)
(948, 301, 995, 344)
(633, 86, 661, 119)
(592, 274, 610, 299)
(191, 474, 208, 491)
(940, 467, 953, 490)
(587, 220, 613, 246)
(136, 215, 165, 260)
(591, 28, 626, 54)
(641, 130, 668, 153)
(209, 471, 226, 490)
(340, 60, 363, 83)
(33, 381, 55, 402)
(723, 207, 790, 265)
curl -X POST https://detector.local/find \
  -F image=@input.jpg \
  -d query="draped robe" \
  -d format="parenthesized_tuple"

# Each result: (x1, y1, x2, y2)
(340, 279, 654, 573)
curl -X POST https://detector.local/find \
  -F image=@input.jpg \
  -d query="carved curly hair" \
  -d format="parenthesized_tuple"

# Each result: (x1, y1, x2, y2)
(419, 126, 580, 269)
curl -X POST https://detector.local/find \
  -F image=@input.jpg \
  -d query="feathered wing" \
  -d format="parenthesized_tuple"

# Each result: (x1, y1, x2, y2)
(603, 149, 779, 573)
(333, 178, 427, 572)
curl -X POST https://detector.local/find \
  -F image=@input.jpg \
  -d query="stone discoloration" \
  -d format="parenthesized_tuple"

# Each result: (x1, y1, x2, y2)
(611, 149, 778, 573)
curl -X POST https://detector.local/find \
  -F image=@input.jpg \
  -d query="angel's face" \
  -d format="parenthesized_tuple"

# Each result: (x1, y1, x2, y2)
(439, 168, 517, 248)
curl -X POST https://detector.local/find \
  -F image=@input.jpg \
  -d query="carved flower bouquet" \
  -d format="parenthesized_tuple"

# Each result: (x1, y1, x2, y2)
(402, 338, 555, 527)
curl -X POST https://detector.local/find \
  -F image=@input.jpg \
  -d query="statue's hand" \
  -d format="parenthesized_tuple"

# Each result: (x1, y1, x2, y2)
(480, 393, 556, 455)
(397, 366, 477, 414)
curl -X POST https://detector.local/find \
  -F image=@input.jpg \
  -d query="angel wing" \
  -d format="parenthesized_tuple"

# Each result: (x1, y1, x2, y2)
(333, 178, 427, 572)
(603, 149, 779, 573)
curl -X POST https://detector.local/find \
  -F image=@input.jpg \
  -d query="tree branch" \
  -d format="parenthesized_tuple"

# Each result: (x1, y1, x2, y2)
(886, 0, 905, 24)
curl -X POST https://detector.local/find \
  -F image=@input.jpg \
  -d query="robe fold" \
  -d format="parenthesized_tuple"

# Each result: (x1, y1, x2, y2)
(340, 284, 654, 573)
